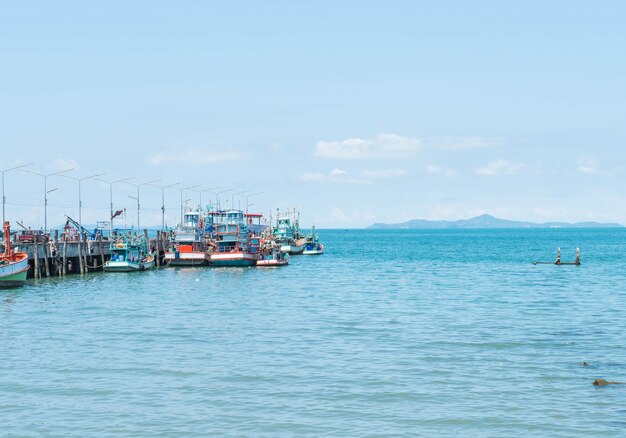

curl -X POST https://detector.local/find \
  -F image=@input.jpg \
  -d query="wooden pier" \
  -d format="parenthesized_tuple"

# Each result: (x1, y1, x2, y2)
(8, 230, 172, 278)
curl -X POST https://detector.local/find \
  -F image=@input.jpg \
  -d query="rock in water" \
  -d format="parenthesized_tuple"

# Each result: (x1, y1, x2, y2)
(593, 379, 624, 386)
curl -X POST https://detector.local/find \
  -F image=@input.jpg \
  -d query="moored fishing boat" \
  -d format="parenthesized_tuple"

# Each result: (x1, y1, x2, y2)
(104, 232, 155, 272)
(257, 239, 289, 266)
(274, 209, 306, 255)
(210, 209, 260, 267)
(164, 209, 211, 266)
(302, 225, 324, 255)
(0, 222, 29, 288)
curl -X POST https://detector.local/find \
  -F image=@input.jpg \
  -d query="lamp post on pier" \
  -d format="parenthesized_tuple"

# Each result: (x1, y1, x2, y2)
(61, 172, 105, 232)
(98, 176, 135, 237)
(176, 185, 199, 225)
(215, 188, 233, 211)
(149, 182, 182, 231)
(190, 186, 219, 213)
(22, 167, 74, 233)
(127, 179, 159, 231)
(1, 162, 33, 226)
(231, 190, 250, 211)
(245, 191, 264, 213)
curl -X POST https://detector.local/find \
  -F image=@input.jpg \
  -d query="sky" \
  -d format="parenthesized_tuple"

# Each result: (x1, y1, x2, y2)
(1, 1, 626, 229)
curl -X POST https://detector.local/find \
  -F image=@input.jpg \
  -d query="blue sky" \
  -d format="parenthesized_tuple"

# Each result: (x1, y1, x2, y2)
(1, 1, 625, 228)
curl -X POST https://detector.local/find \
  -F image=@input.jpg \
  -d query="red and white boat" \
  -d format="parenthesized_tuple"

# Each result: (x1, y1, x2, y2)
(164, 209, 211, 266)
(209, 210, 260, 267)
(257, 240, 289, 267)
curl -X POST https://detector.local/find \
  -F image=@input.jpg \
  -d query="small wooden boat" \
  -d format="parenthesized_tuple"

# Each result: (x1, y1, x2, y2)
(0, 222, 29, 288)
(104, 233, 155, 272)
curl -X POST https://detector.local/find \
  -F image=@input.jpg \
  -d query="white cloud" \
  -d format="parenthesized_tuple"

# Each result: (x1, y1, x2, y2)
(577, 159, 600, 175)
(475, 159, 525, 176)
(329, 168, 348, 177)
(50, 158, 79, 171)
(426, 164, 457, 177)
(300, 168, 371, 184)
(425, 136, 502, 150)
(361, 168, 407, 178)
(314, 133, 420, 159)
(330, 207, 375, 224)
(150, 149, 243, 165)
(301, 172, 325, 181)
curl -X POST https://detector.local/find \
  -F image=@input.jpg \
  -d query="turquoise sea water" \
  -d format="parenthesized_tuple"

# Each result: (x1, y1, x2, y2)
(1, 229, 626, 437)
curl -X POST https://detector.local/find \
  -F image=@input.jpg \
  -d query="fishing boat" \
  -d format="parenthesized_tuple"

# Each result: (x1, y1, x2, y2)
(104, 232, 155, 272)
(0, 222, 29, 288)
(274, 209, 306, 255)
(210, 209, 260, 267)
(257, 239, 289, 266)
(164, 209, 211, 266)
(302, 225, 324, 255)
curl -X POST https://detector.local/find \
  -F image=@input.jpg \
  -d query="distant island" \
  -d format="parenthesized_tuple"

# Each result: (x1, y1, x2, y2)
(368, 214, 623, 229)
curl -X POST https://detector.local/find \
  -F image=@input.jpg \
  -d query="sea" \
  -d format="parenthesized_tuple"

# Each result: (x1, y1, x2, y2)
(1, 228, 626, 437)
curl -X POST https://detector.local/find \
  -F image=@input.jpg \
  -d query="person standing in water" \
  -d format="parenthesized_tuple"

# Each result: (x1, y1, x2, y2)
(555, 247, 561, 265)
(575, 247, 581, 265)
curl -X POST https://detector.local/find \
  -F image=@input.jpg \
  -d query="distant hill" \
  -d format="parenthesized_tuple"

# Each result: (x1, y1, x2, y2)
(368, 214, 623, 229)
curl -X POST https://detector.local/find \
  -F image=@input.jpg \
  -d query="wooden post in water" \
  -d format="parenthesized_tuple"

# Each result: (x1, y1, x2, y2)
(54, 230, 60, 276)
(62, 236, 68, 276)
(98, 233, 105, 270)
(33, 241, 40, 279)
(154, 230, 161, 268)
(43, 239, 51, 277)
(84, 233, 90, 273)
(77, 235, 84, 274)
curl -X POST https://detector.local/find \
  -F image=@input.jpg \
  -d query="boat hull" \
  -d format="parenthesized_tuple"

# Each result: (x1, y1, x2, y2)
(164, 251, 210, 266)
(0, 256, 29, 288)
(302, 249, 324, 255)
(303, 244, 324, 255)
(104, 256, 155, 272)
(210, 253, 257, 267)
(256, 259, 288, 267)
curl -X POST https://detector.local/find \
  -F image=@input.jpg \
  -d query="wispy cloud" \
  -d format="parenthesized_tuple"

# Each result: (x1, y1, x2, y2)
(577, 159, 600, 175)
(426, 164, 457, 177)
(361, 168, 407, 178)
(330, 207, 375, 224)
(301, 168, 371, 184)
(425, 136, 502, 150)
(50, 158, 79, 171)
(315, 133, 420, 159)
(150, 148, 243, 165)
(475, 159, 524, 176)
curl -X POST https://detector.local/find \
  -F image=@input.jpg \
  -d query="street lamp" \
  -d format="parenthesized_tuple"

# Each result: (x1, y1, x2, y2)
(97, 176, 135, 236)
(215, 188, 234, 211)
(1, 162, 33, 226)
(175, 185, 199, 224)
(126, 179, 159, 230)
(190, 186, 219, 213)
(245, 191, 264, 213)
(22, 167, 74, 232)
(61, 172, 105, 231)
(231, 190, 250, 210)
(149, 181, 182, 231)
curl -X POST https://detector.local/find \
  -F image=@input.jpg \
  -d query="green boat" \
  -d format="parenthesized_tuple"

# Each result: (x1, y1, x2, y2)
(104, 232, 155, 272)
(302, 225, 324, 255)
(0, 221, 29, 288)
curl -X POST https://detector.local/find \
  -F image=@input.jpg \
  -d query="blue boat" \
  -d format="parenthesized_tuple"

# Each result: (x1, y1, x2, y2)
(104, 232, 155, 272)
(210, 210, 260, 267)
